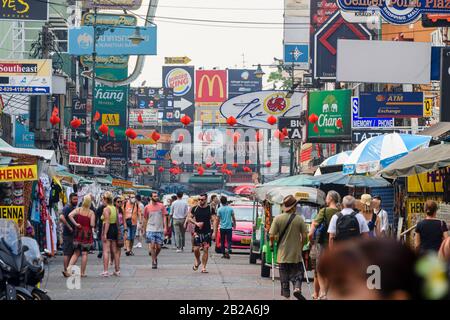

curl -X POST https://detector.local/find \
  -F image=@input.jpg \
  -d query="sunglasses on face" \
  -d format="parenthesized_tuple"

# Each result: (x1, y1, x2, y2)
(199, 198, 206, 201)
(116, 201, 123, 204)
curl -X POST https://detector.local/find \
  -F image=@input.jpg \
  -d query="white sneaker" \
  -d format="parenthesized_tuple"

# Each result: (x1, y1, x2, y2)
(176, 249, 182, 253)
(134, 242, 142, 248)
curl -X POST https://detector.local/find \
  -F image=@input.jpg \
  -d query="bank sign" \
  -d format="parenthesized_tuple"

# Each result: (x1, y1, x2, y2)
(338, 0, 450, 25)
(359, 92, 424, 118)
(307, 90, 352, 142)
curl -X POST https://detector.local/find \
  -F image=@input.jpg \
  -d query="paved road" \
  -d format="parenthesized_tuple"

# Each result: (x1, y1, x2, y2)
(43, 235, 311, 300)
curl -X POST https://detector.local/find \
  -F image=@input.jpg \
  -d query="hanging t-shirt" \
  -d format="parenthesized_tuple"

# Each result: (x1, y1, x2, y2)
(144, 202, 167, 233)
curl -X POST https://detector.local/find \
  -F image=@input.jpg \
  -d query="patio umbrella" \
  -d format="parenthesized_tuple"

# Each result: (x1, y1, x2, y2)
(319, 151, 352, 167)
(343, 133, 431, 175)
(313, 172, 392, 188)
(234, 185, 255, 195)
(264, 174, 320, 187)
(379, 143, 450, 179)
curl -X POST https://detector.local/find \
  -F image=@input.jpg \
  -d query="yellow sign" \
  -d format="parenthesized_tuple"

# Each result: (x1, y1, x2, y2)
(407, 169, 447, 193)
(112, 179, 134, 188)
(0, 206, 25, 223)
(424, 98, 433, 117)
(294, 192, 310, 201)
(198, 74, 225, 99)
(165, 56, 191, 64)
(102, 114, 120, 126)
(130, 138, 157, 145)
(0, 165, 38, 182)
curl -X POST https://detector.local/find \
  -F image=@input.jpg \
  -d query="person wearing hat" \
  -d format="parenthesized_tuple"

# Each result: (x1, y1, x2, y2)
(359, 194, 380, 238)
(269, 195, 308, 300)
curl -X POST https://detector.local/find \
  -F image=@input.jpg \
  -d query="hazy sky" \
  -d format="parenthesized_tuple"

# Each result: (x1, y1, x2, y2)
(129, 0, 284, 88)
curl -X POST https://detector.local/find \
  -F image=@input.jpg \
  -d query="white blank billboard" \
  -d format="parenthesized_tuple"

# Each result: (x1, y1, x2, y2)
(336, 40, 431, 84)
(284, 16, 310, 43)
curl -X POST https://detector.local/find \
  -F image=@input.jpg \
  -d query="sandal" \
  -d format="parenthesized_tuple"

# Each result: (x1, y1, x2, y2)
(201, 269, 208, 273)
(62, 271, 71, 278)
(81, 274, 88, 278)
(100, 271, 110, 277)
(193, 264, 199, 271)
(113, 270, 121, 276)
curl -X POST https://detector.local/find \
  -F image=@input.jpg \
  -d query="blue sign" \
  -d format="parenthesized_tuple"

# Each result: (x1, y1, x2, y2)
(0, 86, 50, 94)
(338, 1, 450, 25)
(68, 26, 157, 56)
(359, 92, 424, 118)
(14, 114, 35, 148)
(431, 46, 442, 81)
(284, 44, 309, 69)
(351, 97, 394, 128)
(228, 69, 262, 99)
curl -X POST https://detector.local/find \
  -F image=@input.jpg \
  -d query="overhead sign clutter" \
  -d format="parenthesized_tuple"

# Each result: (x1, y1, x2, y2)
(165, 56, 192, 64)
(338, 0, 450, 25)
(359, 92, 424, 118)
(112, 179, 134, 188)
(195, 70, 228, 107)
(351, 97, 394, 128)
(0, 165, 38, 182)
(0, 206, 25, 223)
(0, 59, 52, 95)
(69, 155, 107, 168)
(0, 0, 48, 21)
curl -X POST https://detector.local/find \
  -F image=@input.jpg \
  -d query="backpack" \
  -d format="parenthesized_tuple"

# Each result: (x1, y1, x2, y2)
(315, 208, 331, 245)
(335, 211, 361, 241)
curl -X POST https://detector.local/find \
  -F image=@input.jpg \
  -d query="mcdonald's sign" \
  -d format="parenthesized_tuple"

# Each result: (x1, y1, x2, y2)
(195, 70, 227, 106)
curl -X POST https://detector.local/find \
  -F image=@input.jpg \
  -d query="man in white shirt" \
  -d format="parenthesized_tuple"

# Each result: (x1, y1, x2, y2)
(171, 192, 189, 252)
(372, 195, 389, 237)
(328, 195, 369, 249)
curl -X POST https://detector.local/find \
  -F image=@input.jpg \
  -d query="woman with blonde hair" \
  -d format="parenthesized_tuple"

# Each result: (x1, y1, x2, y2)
(67, 194, 96, 277)
(359, 194, 380, 238)
(101, 191, 121, 277)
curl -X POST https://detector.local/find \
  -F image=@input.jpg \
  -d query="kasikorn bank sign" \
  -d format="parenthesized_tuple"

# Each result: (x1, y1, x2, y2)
(338, 0, 450, 25)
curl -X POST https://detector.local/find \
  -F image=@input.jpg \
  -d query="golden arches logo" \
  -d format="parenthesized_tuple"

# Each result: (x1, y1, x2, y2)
(198, 74, 224, 98)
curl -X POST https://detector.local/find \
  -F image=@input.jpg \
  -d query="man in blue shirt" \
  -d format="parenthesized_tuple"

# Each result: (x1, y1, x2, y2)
(217, 196, 236, 259)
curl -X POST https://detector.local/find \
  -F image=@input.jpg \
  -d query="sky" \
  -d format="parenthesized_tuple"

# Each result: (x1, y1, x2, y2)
(129, 0, 284, 88)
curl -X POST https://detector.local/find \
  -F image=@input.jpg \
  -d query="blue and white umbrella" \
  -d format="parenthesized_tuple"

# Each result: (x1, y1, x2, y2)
(319, 151, 352, 167)
(343, 133, 431, 175)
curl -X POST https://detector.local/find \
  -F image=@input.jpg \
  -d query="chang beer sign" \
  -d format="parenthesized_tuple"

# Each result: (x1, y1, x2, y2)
(307, 90, 352, 143)
(337, 0, 450, 25)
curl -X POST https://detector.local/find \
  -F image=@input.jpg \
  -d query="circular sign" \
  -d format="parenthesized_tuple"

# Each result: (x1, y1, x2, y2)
(379, 1, 421, 25)
(263, 93, 290, 116)
(164, 68, 192, 97)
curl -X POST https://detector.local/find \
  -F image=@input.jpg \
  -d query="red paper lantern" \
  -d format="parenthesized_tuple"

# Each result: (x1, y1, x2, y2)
(172, 160, 178, 166)
(49, 115, 60, 126)
(267, 115, 277, 125)
(158, 166, 165, 173)
(151, 131, 160, 142)
(99, 124, 109, 135)
(137, 113, 144, 124)
(145, 158, 151, 164)
(336, 118, 343, 129)
(109, 129, 115, 138)
(282, 128, 288, 137)
(308, 113, 319, 124)
(126, 128, 137, 140)
(70, 118, 82, 129)
(243, 166, 252, 173)
(255, 130, 263, 142)
(178, 135, 184, 143)
(52, 107, 59, 116)
(265, 161, 272, 168)
(226, 116, 237, 126)
(205, 163, 212, 168)
(232, 162, 239, 168)
(233, 132, 240, 144)
(180, 115, 192, 126)
(226, 170, 233, 176)
(313, 124, 319, 133)
(93, 111, 101, 122)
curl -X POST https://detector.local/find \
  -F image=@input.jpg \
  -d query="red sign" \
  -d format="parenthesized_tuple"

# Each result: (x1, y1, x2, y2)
(69, 155, 107, 168)
(195, 70, 227, 106)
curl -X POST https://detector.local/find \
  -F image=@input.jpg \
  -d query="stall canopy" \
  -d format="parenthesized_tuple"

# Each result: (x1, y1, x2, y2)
(0, 138, 56, 164)
(319, 151, 352, 167)
(379, 143, 450, 179)
(419, 122, 450, 142)
(314, 171, 392, 188)
(264, 174, 320, 187)
(263, 186, 326, 206)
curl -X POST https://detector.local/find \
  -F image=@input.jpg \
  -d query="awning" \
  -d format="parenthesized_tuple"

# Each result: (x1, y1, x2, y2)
(0, 138, 56, 164)
(419, 122, 450, 140)
(0, 156, 12, 166)
(188, 176, 224, 184)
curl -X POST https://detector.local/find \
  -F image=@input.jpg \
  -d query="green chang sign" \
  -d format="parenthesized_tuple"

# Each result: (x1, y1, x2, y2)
(307, 89, 351, 142)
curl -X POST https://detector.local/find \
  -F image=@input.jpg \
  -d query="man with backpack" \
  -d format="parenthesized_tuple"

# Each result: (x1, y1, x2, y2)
(308, 190, 341, 299)
(269, 195, 308, 300)
(328, 195, 369, 249)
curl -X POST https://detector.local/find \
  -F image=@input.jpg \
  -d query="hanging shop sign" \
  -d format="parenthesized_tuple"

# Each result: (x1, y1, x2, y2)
(0, 206, 24, 223)
(69, 155, 107, 168)
(195, 70, 228, 107)
(129, 109, 158, 127)
(337, 0, 450, 25)
(407, 168, 449, 193)
(351, 97, 394, 128)
(0, 165, 38, 182)
(112, 179, 134, 188)
(14, 114, 35, 148)
(228, 69, 262, 99)
(359, 92, 424, 118)
(165, 56, 191, 64)
(307, 90, 352, 142)
(163, 66, 195, 119)
(82, 13, 137, 26)
(284, 44, 310, 69)
(0, 0, 48, 21)
(278, 117, 303, 140)
(84, 0, 142, 10)
(0, 59, 52, 95)
(220, 91, 303, 129)
(424, 97, 433, 117)
(68, 26, 157, 56)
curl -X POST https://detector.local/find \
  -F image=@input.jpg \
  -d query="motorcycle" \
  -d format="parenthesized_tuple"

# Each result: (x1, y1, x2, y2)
(0, 219, 50, 300)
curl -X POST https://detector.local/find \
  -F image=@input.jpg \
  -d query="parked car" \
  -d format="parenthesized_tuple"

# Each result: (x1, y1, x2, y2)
(215, 203, 261, 254)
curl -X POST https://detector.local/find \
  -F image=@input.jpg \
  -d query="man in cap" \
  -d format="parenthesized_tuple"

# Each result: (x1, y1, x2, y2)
(269, 195, 308, 300)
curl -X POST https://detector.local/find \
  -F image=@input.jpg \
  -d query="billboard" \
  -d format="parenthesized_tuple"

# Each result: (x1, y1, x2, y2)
(278, 117, 303, 140)
(284, 44, 309, 69)
(69, 155, 107, 168)
(0, 0, 48, 21)
(129, 109, 158, 128)
(14, 114, 34, 148)
(407, 170, 447, 193)
(68, 26, 157, 56)
(307, 90, 352, 142)
(284, 15, 310, 44)
(285, 0, 310, 17)
(351, 97, 394, 128)
(0, 59, 52, 94)
(228, 69, 262, 99)
(220, 91, 303, 129)
(72, 97, 89, 135)
(195, 70, 227, 107)
(85, 0, 142, 10)
(359, 92, 424, 118)
(336, 40, 431, 84)
(163, 66, 195, 119)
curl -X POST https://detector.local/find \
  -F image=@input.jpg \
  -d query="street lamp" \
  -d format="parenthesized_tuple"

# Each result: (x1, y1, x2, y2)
(128, 27, 145, 45)
(254, 64, 265, 79)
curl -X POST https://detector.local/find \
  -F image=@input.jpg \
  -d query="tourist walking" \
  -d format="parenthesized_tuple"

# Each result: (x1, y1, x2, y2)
(124, 194, 141, 256)
(67, 195, 95, 277)
(360, 194, 380, 238)
(59, 193, 78, 277)
(143, 192, 168, 269)
(269, 195, 307, 300)
(373, 195, 390, 237)
(415, 200, 448, 254)
(101, 192, 121, 277)
(217, 196, 236, 259)
(171, 192, 189, 252)
(188, 193, 218, 273)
